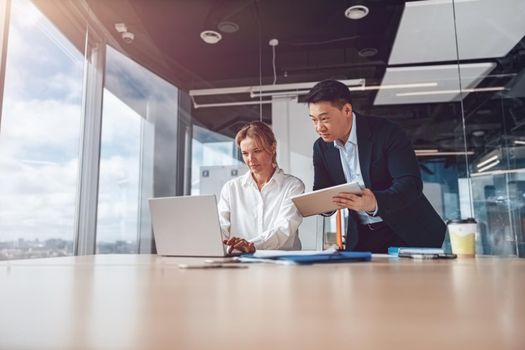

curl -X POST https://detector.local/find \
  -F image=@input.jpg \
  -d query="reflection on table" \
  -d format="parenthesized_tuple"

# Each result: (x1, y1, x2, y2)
(1, 254, 524, 350)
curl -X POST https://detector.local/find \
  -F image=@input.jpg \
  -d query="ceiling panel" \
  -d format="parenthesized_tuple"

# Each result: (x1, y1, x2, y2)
(374, 62, 497, 105)
(389, 0, 525, 64)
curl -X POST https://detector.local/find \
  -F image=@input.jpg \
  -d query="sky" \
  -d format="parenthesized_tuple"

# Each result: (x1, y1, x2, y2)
(0, 0, 84, 241)
(0, 0, 145, 243)
(0, 0, 240, 243)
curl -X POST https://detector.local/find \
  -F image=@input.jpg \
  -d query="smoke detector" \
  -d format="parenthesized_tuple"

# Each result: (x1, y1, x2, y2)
(217, 21, 239, 33)
(200, 30, 222, 44)
(122, 31, 135, 44)
(358, 47, 378, 57)
(345, 5, 369, 20)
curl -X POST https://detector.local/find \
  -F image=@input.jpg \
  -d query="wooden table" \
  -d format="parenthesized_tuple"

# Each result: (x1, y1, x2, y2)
(1, 255, 524, 350)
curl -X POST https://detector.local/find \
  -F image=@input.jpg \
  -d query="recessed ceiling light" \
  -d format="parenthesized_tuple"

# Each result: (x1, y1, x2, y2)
(358, 47, 378, 57)
(345, 5, 369, 20)
(200, 30, 222, 44)
(217, 21, 239, 33)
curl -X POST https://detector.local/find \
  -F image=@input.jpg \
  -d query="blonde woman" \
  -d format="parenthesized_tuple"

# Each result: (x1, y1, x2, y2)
(218, 122, 305, 253)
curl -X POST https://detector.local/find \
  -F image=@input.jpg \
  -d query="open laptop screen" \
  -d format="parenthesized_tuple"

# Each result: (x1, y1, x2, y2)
(149, 195, 227, 257)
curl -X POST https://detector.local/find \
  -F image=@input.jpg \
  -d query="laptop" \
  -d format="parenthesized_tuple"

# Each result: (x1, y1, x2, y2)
(149, 195, 231, 257)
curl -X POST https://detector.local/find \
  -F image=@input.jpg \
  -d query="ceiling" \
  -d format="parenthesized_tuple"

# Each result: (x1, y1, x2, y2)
(35, 0, 525, 157)
(82, 0, 404, 90)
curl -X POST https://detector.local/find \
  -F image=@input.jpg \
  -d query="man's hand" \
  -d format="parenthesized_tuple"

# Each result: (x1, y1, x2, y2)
(223, 237, 256, 254)
(332, 188, 377, 213)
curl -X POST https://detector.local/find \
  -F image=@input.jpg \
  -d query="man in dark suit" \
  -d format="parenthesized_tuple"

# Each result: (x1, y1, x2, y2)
(303, 80, 445, 253)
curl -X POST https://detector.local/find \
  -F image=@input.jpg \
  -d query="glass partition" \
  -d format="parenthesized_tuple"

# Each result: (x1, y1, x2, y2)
(191, 124, 244, 196)
(189, 103, 267, 197)
(456, 0, 525, 256)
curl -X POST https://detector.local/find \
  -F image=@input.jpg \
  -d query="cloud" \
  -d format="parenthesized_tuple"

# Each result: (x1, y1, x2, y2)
(0, 99, 82, 159)
(0, 158, 78, 240)
(0, 62, 149, 244)
(0, 92, 146, 243)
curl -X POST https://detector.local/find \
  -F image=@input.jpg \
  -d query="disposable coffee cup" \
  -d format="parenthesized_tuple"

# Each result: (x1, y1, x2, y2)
(447, 218, 477, 257)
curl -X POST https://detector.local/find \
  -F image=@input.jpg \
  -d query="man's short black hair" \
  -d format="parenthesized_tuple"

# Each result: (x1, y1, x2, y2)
(302, 80, 352, 107)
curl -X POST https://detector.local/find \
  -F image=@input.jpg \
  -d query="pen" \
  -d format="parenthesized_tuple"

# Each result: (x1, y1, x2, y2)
(178, 263, 248, 269)
(405, 254, 438, 259)
(236, 257, 297, 265)
(204, 258, 240, 264)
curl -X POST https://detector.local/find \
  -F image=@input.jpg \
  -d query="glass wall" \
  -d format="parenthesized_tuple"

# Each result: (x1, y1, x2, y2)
(0, 2, 183, 259)
(96, 86, 144, 254)
(457, 0, 525, 256)
(320, 0, 525, 255)
(0, 0, 85, 259)
(96, 45, 178, 254)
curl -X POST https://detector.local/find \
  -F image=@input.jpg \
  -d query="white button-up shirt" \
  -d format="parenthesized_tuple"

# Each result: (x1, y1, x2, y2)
(218, 167, 304, 250)
(334, 113, 383, 224)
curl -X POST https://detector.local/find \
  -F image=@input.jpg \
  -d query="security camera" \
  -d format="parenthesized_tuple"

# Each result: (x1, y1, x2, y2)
(122, 31, 134, 44)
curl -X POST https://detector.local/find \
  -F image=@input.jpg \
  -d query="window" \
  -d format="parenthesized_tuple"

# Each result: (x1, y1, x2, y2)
(191, 125, 244, 196)
(0, 0, 84, 259)
(96, 45, 177, 254)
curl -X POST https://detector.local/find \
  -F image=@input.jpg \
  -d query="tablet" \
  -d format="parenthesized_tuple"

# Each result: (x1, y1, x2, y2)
(291, 182, 363, 217)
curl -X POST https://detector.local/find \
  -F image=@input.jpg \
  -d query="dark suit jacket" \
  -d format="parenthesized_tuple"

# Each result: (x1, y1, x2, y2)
(313, 114, 446, 249)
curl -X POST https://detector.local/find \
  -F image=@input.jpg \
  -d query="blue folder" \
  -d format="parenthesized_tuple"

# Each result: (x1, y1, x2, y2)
(241, 251, 372, 265)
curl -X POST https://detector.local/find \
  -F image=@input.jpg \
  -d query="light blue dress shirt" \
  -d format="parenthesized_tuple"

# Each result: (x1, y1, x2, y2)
(333, 113, 383, 225)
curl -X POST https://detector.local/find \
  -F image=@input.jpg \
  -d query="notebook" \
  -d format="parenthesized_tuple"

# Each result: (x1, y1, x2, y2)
(240, 250, 372, 265)
(149, 195, 231, 257)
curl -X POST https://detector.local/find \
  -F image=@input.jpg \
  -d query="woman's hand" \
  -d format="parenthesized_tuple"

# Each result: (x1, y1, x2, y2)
(223, 237, 256, 254)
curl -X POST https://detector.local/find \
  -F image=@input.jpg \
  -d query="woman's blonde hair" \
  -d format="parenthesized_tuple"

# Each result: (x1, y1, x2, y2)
(235, 121, 277, 165)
